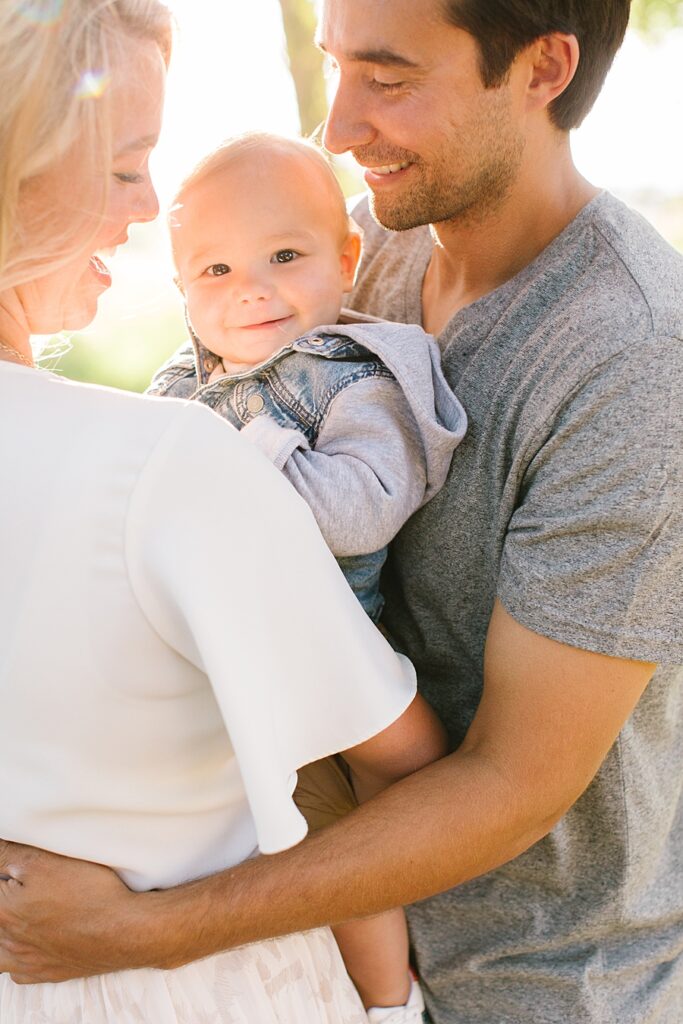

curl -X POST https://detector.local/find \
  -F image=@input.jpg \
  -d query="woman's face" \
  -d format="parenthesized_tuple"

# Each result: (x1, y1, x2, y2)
(17, 39, 166, 334)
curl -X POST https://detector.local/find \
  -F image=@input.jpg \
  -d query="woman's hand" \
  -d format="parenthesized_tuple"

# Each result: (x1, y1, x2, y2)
(0, 840, 143, 983)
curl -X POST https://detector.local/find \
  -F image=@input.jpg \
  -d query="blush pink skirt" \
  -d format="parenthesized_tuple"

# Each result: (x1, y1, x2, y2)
(0, 926, 368, 1023)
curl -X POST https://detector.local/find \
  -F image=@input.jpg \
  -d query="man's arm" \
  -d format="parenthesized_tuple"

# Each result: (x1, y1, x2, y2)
(0, 599, 654, 983)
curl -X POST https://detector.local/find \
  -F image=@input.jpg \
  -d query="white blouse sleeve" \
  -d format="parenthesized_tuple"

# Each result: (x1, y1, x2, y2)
(125, 402, 416, 854)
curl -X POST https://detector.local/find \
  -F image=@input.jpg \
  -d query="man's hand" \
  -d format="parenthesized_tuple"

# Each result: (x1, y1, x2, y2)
(0, 841, 140, 982)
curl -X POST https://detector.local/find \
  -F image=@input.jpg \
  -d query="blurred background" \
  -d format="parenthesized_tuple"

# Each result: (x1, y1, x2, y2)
(46, 0, 683, 391)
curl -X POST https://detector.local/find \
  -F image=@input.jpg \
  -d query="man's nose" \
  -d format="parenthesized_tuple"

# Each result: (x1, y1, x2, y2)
(323, 78, 375, 155)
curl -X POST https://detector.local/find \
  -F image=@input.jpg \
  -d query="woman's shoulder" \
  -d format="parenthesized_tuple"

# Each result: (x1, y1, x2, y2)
(7, 367, 298, 529)
(68, 376, 293, 510)
(8, 366, 247, 480)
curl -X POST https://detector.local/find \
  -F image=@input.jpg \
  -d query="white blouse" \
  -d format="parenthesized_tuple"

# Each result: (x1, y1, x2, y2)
(0, 363, 415, 891)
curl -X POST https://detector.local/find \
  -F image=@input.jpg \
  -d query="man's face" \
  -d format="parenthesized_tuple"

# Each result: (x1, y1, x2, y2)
(320, 0, 525, 230)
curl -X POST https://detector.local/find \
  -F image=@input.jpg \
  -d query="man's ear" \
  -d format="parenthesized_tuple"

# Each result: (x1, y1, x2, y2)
(524, 33, 580, 115)
(340, 219, 363, 291)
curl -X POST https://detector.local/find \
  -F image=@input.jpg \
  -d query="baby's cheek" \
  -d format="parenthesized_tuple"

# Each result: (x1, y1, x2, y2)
(184, 297, 213, 344)
(186, 287, 212, 321)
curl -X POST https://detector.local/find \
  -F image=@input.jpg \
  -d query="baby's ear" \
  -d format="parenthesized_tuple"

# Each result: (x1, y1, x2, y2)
(340, 218, 363, 291)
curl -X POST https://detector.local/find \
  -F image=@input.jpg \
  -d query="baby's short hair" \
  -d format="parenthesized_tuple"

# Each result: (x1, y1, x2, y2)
(174, 132, 352, 244)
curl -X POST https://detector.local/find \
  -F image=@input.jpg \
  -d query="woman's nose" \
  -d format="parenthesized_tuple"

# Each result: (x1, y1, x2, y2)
(132, 179, 160, 225)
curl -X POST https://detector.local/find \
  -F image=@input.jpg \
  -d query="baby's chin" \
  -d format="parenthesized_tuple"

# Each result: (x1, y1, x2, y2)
(210, 307, 344, 366)
(211, 336, 293, 373)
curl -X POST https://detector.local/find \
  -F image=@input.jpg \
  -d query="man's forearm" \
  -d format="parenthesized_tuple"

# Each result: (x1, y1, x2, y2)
(1, 748, 529, 983)
(166, 601, 649, 970)
(134, 749, 544, 970)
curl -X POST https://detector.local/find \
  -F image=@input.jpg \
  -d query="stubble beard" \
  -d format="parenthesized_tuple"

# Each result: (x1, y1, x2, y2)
(365, 93, 525, 232)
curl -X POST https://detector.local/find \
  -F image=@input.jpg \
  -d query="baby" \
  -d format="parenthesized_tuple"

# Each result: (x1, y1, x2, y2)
(148, 133, 467, 1023)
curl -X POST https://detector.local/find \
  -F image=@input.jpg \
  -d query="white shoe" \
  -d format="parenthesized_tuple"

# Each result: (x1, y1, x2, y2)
(366, 978, 425, 1023)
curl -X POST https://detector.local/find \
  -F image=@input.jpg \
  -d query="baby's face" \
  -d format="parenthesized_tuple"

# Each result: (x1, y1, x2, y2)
(172, 153, 360, 371)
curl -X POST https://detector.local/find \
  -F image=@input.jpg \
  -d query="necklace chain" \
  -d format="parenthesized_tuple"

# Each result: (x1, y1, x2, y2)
(0, 339, 34, 368)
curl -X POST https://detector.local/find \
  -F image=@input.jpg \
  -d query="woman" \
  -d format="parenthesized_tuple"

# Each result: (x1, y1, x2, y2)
(0, 2, 439, 1021)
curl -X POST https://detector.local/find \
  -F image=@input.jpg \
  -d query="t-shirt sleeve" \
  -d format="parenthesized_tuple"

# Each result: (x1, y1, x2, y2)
(125, 401, 417, 854)
(498, 337, 683, 663)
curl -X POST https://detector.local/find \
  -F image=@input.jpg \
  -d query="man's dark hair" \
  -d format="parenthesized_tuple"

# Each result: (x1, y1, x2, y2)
(443, 0, 631, 130)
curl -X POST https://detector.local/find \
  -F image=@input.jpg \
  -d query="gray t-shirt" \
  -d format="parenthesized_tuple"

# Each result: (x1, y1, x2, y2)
(349, 192, 683, 1024)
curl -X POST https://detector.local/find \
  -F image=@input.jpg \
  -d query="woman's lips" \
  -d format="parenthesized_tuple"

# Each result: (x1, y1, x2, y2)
(89, 255, 112, 286)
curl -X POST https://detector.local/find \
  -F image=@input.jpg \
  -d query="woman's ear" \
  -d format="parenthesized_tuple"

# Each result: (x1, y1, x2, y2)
(524, 33, 580, 115)
(340, 219, 363, 291)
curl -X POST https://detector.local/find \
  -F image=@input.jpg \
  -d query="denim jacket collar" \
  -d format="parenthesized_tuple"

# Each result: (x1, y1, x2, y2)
(188, 308, 385, 387)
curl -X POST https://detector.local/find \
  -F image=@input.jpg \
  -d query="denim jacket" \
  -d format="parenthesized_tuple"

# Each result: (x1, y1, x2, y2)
(148, 310, 467, 621)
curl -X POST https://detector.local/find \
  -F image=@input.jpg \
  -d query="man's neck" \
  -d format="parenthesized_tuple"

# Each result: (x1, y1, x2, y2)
(421, 143, 599, 337)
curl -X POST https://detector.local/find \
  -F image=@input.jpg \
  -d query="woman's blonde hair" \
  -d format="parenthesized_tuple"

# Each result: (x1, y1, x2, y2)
(0, 0, 172, 293)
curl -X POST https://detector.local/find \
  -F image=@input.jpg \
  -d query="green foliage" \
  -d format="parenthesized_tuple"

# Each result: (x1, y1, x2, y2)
(46, 309, 186, 393)
(631, 0, 683, 33)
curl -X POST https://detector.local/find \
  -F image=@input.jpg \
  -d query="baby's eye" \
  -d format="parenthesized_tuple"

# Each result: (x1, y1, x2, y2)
(272, 250, 299, 264)
(206, 264, 231, 276)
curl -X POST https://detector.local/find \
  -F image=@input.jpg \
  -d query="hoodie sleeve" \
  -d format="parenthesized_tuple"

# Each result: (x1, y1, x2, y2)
(241, 376, 428, 556)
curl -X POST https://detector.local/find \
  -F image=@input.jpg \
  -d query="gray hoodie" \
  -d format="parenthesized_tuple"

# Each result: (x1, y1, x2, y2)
(147, 309, 467, 619)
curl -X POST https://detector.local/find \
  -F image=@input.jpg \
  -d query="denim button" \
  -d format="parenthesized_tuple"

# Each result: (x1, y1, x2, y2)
(309, 337, 324, 346)
(246, 393, 265, 414)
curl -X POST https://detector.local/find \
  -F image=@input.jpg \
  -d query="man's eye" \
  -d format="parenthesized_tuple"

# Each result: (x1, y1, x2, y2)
(371, 79, 405, 94)
(206, 264, 231, 276)
(272, 250, 298, 264)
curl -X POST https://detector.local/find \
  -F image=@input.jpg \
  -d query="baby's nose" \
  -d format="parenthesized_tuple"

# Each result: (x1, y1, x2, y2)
(234, 274, 272, 303)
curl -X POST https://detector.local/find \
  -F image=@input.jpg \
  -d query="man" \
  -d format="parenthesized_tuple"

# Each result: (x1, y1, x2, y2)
(1, 2, 681, 1021)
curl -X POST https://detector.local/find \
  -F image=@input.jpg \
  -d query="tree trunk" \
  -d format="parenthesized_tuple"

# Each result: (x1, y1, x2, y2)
(278, 0, 328, 137)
